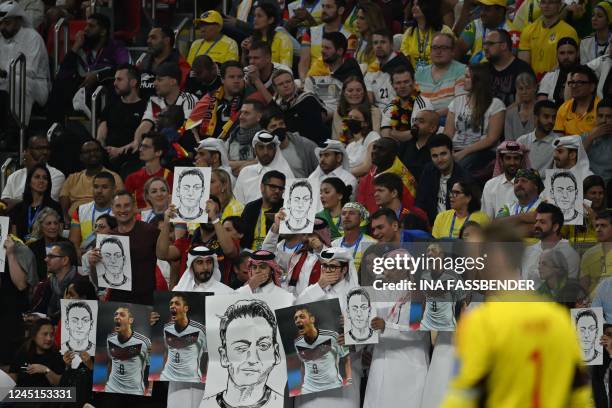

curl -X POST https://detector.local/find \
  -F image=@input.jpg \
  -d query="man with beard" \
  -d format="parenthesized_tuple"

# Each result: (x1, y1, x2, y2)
(136, 26, 190, 100)
(243, 41, 291, 104)
(308, 140, 357, 195)
(399, 110, 438, 181)
(236, 250, 293, 296)
(160, 294, 206, 382)
(185, 55, 221, 100)
(226, 99, 264, 166)
(552, 135, 593, 176)
(173, 246, 234, 293)
(521, 202, 580, 287)
(105, 306, 152, 395)
(481, 141, 530, 218)
(48, 13, 129, 124)
(97, 64, 147, 172)
(331, 203, 377, 272)
(537, 38, 579, 104)
(495, 169, 543, 239)
(517, 100, 560, 173)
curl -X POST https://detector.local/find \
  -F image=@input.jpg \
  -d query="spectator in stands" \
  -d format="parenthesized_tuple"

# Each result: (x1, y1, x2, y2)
(415, 32, 465, 125)
(27, 208, 70, 282)
(537, 38, 580, 104)
(140, 177, 171, 224)
(554, 65, 600, 135)
(351, 2, 385, 65)
(445, 63, 505, 173)
(187, 11, 239, 66)
(241, 2, 293, 67)
(333, 76, 381, 140)
(399, 109, 438, 181)
(581, 99, 612, 184)
(59, 140, 122, 223)
(516, 100, 560, 173)
(155, 104, 197, 166)
(357, 137, 417, 213)
(317, 177, 351, 240)
(194, 139, 234, 183)
(308, 139, 358, 196)
(272, 69, 328, 145)
(504, 72, 537, 140)
(341, 105, 381, 177)
(400, 0, 453, 70)
(518, 0, 579, 78)
(286, 0, 323, 34)
(13, 0, 44, 30)
(48, 13, 129, 124)
(97, 64, 147, 174)
(372, 173, 413, 222)
(297, 0, 349, 80)
(536, 247, 576, 300)
(10, 164, 63, 241)
(365, 29, 413, 112)
(562, 175, 607, 244)
(68, 171, 115, 254)
(1, 135, 65, 209)
(234, 130, 294, 204)
(132, 62, 197, 153)
(552, 135, 593, 176)
(304, 31, 362, 116)
(579, 1, 612, 64)
(592, 275, 612, 323)
(580, 210, 612, 293)
(522, 203, 580, 287)
(381, 67, 434, 141)
(332, 202, 376, 271)
(0, 0, 49, 146)
(88, 191, 160, 304)
(184, 55, 221, 99)
(370, 208, 401, 243)
(485, 29, 534, 107)
(239, 170, 285, 250)
(416, 133, 472, 225)
(432, 180, 489, 239)
(244, 41, 291, 104)
(226, 99, 264, 167)
(262, 108, 319, 178)
(481, 141, 530, 218)
(137, 26, 190, 99)
(210, 168, 244, 220)
(125, 132, 173, 209)
(495, 168, 543, 237)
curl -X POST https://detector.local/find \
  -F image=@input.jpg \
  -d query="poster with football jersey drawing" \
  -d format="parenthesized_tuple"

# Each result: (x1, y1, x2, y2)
(344, 288, 379, 345)
(171, 167, 211, 224)
(201, 292, 294, 408)
(150, 291, 210, 383)
(0, 216, 9, 272)
(275, 298, 351, 397)
(571, 307, 604, 366)
(60, 299, 98, 369)
(93, 301, 153, 396)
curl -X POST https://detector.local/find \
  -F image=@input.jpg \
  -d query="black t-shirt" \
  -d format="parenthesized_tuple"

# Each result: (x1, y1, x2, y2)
(100, 97, 148, 148)
(489, 58, 535, 106)
(10, 349, 65, 387)
(400, 139, 431, 182)
(184, 75, 221, 100)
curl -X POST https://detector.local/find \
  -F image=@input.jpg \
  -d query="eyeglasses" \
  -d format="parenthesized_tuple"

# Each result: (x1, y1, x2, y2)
(568, 80, 591, 87)
(45, 254, 66, 259)
(431, 45, 453, 51)
(321, 263, 343, 271)
(449, 190, 465, 197)
(265, 183, 285, 192)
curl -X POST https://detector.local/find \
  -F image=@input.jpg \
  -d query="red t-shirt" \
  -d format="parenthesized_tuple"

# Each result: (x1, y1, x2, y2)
(125, 167, 173, 209)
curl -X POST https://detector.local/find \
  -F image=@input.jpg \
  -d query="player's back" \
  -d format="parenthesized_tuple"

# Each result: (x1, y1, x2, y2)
(443, 295, 592, 408)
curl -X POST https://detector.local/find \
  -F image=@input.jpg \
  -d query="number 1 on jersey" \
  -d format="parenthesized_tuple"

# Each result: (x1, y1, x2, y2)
(529, 349, 542, 408)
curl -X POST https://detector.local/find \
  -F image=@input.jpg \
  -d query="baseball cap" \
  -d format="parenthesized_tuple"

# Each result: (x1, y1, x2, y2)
(478, 0, 507, 7)
(154, 62, 182, 83)
(195, 10, 223, 26)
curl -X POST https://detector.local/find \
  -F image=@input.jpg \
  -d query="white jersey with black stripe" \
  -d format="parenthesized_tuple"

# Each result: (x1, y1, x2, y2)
(160, 320, 206, 382)
(105, 331, 151, 395)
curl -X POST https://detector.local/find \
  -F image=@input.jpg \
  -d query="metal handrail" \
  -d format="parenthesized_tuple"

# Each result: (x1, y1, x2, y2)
(174, 17, 190, 48)
(91, 0, 97, 12)
(152, 0, 156, 21)
(91, 85, 107, 139)
(9, 53, 27, 160)
(53, 17, 69, 76)
(192, 0, 198, 41)
(1, 158, 14, 194)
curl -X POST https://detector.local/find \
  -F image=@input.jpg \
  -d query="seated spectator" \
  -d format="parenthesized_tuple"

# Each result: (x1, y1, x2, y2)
(333, 76, 382, 140)
(243, 41, 291, 104)
(536, 247, 578, 301)
(332, 202, 377, 271)
(155, 105, 197, 167)
(552, 135, 593, 176)
(234, 130, 294, 204)
(399, 109, 438, 181)
(504, 72, 537, 140)
(10, 164, 63, 241)
(537, 38, 580, 104)
(415, 32, 465, 125)
(495, 168, 543, 238)
(125, 132, 174, 209)
(136, 26, 190, 99)
(365, 29, 413, 112)
(184, 55, 222, 99)
(554, 65, 600, 135)
(28, 208, 70, 282)
(140, 177, 171, 224)
(370, 208, 401, 243)
(372, 173, 415, 222)
(241, 2, 293, 67)
(226, 99, 264, 168)
(342, 105, 381, 177)
(579, 1, 612, 64)
(349, 2, 386, 66)
(317, 177, 351, 240)
(80, 213, 117, 255)
(581, 99, 612, 184)
(381, 67, 433, 141)
(59, 141, 122, 223)
(1, 135, 65, 210)
(187, 11, 239, 66)
(287, 0, 323, 34)
(444, 63, 505, 173)
(210, 168, 244, 221)
(308, 140, 358, 197)
(272, 69, 328, 145)
(47, 13, 129, 123)
(228, 251, 251, 289)
(432, 181, 489, 239)
(458, 220, 483, 242)
(580, 209, 612, 293)
(194, 138, 234, 184)
(516, 100, 560, 173)
(262, 108, 319, 178)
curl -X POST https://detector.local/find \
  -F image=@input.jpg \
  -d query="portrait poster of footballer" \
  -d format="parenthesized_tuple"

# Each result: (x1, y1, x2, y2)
(571, 307, 604, 366)
(202, 292, 294, 408)
(171, 167, 211, 224)
(95, 234, 132, 291)
(93, 301, 153, 396)
(150, 291, 210, 383)
(275, 298, 351, 397)
(60, 299, 98, 369)
(0, 216, 9, 272)
(343, 288, 379, 345)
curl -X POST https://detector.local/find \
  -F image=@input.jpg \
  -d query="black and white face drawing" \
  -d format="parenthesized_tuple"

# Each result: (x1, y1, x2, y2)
(571, 307, 604, 366)
(60, 299, 98, 369)
(545, 170, 583, 225)
(344, 288, 378, 345)
(96, 234, 132, 290)
(0, 216, 8, 273)
(280, 179, 319, 234)
(171, 167, 211, 223)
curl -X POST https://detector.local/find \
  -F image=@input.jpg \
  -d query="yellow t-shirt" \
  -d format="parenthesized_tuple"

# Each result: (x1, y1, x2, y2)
(400, 25, 454, 69)
(519, 19, 579, 77)
(441, 294, 592, 408)
(432, 210, 490, 239)
(269, 31, 294, 67)
(580, 243, 612, 294)
(187, 35, 239, 65)
(221, 196, 244, 220)
(553, 97, 599, 135)
(252, 207, 269, 251)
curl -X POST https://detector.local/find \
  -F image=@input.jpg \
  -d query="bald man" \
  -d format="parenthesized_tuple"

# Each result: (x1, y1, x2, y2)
(399, 110, 439, 182)
(184, 54, 221, 99)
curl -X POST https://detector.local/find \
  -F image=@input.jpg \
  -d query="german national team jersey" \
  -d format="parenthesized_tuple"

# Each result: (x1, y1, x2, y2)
(441, 294, 592, 408)
(160, 320, 206, 382)
(294, 330, 348, 393)
(105, 332, 151, 395)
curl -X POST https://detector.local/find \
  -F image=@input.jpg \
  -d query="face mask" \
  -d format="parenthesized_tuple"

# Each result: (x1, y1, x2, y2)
(346, 119, 362, 134)
(272, 127, 287, 141)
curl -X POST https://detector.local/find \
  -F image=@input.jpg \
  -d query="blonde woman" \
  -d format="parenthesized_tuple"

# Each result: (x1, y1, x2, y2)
(141, 177, 171, 224)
